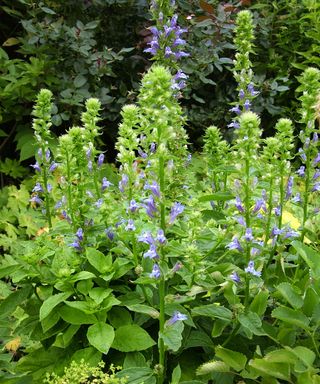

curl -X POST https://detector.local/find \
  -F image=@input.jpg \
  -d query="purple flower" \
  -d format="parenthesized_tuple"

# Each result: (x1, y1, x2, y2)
(245, 261, 261, 277)
(252, 198, 266, 214)
(61, 210, 72, 223)
(283, 227, 300, 239)
(230, 271, 240, 283)
(296, 166, 305, 177)
(94, 198, 103, 208)
(271, 226, 284, 237)
(292, 193, 301, 203)
(30, 195, 43, 205)
(144, 244, 159, 259)
(226, 237, 243, 252)
(312, 182, 320, 192)
(76, 228, 84, 241)
(138, 231, 155, 245)
(69, 241, 82, 251)
(49, 162, 58, 172)
(244, 227, 254, 242)
(236, 216, 246, 226)
(228, 121, 240, 129)
(30, 162, 41, 172)
(150, 142, 156, 153)
(313, 170, 320, 180)
(167, 311, 187, 326)
(86, 148, 92, 159)
(285, 176, 293, 200)
(129, 199, 139, 213)
(145, 180, 161, 198)
(239, 89, 245, 100)
(32, 183, 43, 193)
(247, 83, 259, 97)
(37, 148, 43, 159)
(150, 263, 161, 279)
(55, 196, 66, 209)
(45, 149, 51, 162)
(174, 51, 189, 59)
(230, 105, 241, 115)
(298, 148, 307, 162)
(169, 202, 185, 224)
(172, 262, 183, 273)
(244, 99, 251, 111)
(88, 161, 93, 172)
(313, 133, 318, 143)
(97, 153, 105, 167)
(313, 153, 320, 166)
(144, 195, 158, 218)
(47, 183, 52, 193)
(105, 227, 115, 241)
(125, 219, 136, 231)
(174, 70, 188, 81)
(102, 177, 113, 191)
(138, 148, 148, 159)
(165, 46, 173, 58)
(274, 205, 281, 216)
(156, 229, 166, 244)
(235, 196, 244, 213)
(86, 190, 94, 199)
(119, 174, 129, 193)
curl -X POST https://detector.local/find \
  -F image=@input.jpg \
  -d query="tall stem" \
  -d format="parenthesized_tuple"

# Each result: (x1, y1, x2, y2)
(41, 145, 52, 228)
(301, 151, 311, 242)
(66, 151, 75, 230)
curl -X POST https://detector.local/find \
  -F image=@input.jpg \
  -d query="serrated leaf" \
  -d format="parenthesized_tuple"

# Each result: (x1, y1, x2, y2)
(249, 359, 291, 381)
(161, 321, 184, 352)
(276, 282, 303, 309)
(87, 322, 114, 354)
(272, 306, 310, 330)
(197, 360, 230, 376)
(215, 346, 247, 372)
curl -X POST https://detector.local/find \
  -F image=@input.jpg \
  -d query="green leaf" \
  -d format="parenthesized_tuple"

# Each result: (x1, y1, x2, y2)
(74, 74, 87, 88)
(89, 287, 112, 305)
(87, 322, 114, 354)
(272, 306, 310, 330)
(41, 310, 60, 333)
(116, 367, 156, 384)
(59, 305, 97, 325)
(86, 248, 112, 274)
(123, 352, 147, 369)
(54, 324, 80, 348)
(276, 282, 303, 309)
(199, 192, 235, 202)
(303, 287, 320, 317)
(0, 285, 32, 319)
(238, 311, 263, 338)
(71, 347, 101, 366)
(249, 289, 269, 316)
(292, 241, 320, 279)
(196, 361, 230, 375)
(40, 6, 56, 14)
(126, 304, 159, 319)
(249, 359, 291, 381)
(161, 321, 184, 352)
(39, 291, 72, 321)
(215, 346, 247, 372)
(171, 364, 182, 384)
(112, 324, 156, 352)
(191, 304, 232, 321)
(108, 307, 132, 328)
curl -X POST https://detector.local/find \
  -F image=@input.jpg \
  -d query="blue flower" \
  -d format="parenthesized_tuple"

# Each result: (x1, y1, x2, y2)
(30, 195, 43, 205)
(119, 174, 129, 192)
(226, 237, 243, 252)
(88, 160, 93, 172)
(30, 162, 41, 172)
(138, 231, 155, 245)
(145, 180, 161, 198)
(296, 166, 305, 177)
(244, 99, 251, 111)
(169, 202, 185, 224)
(235, 196, 244, 213)
(245, 261, 261, 277)
(49, 162, 58, 172)
(97, 153, 105, 167)
(143, 244, 159, 259)
(150, 263, 161, 279)
(125, 219, 136, 232)
(247, 83, 259, 97)
(144, 195, 158, 218)
(312, 182, 320, 192)
(243, 228, 254, 242)
(32, 183, 44, 193)
(102, 177, 113, 191)
(105, 227, 115, 241)
(313, 153, 320, 166)
(156, 229, 167, 244)
(76, 228, 84, 241)
(129, 199, 139, 213)
(69, 240, 82, 251)
(285, 176, 293, 200)
(292, 193, 301, 203)
(94, 198, 103, 208)
(230, 105, 241, 115)
(167, 311, 187, 326)
(230, 271, 241, 283)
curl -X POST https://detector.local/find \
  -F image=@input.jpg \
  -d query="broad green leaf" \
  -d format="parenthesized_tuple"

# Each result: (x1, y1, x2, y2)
(272, 306, 310, 330)
(86, 248, 112, 274)
(161, 321, 184, 352)
(64, 301, 93, 314)
(87, 322, 114, 354)
(289, 346, 316, 368)
(249, 359, 291, 381)
(39, 291, 72, 321)
(199, 192, 234, 202)
(54, 324, 80, 348)
(264, 349, 297, 364)
(215, 346, 247, 372)
(123, 352, 147, 369)
(276, 282, 303, 309)
(0, 285, 32, 318)
(171, 364, 182, 384)
(196, 360, 230, 375)
(108, 307, 132, 328)
(74, 74, 87, 88)
(303, 287, 320, 317)
(41, 310, 60, 333)
(292, 241, 320, 279)
(59, 305, 97, 325)
(192, 304, 232, 321)
(116, 367, 156, 384)
(89, 287, 112, 305)
(2, 37, 19, 46)
(71, 347, 101, 366)
(249, 289, 269, 316)
(127, 304, 159, 319)
(184, 330, 215, 349)
(112, 324, 156, 352)
(238, 311, 263, 338)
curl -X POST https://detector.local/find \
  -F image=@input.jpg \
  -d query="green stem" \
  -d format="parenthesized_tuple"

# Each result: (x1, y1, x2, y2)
(41, 146, 52, 228)
(301, 151, 311, 242)
(66, 151, 75, 230)
(264, 178, 273, 247)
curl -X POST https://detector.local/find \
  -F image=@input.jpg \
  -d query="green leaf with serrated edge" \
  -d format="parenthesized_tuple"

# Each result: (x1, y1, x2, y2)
(272, 306, 310, 330)
(196, 361, 230, 375)
(215, 346, 247, 372)
(238, 311, 263, 337)
(276, 282, 303, 309)
(86, 248, 112, 274)
(289, 346, 316, 368)
(264, 349, 297, 364)
(292, 241, 320, 279)
(116, 367, 156, 384)
(87, 322, 114, 354)
(40, 292, 72, 321)
(211, 319, 228, 338)
(191, 304, 232, 321)
(161, 321, 184, 352)
(59, 305, 97, 325)
(171, 364, 182, 384)
(249, 359, 291, 381)
(249, 289, 269, 316)
(199, 192, 234, 202)
(112, 324, 156, 352)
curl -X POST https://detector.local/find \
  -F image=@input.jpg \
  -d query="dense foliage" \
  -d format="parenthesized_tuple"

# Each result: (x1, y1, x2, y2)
(1, 2, 320, 384)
